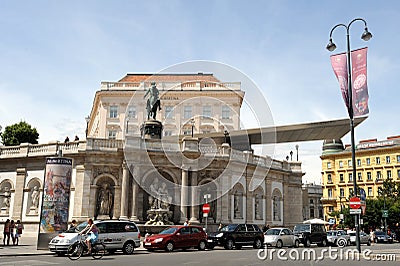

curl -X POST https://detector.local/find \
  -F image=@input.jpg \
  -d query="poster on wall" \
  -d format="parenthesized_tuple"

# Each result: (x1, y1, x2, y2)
(37, 157, 73, 249)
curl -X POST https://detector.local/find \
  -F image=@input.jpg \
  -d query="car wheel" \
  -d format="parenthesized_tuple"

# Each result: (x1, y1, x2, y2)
(305, 238, 311, 247)
(337, 239, 346, 248)
(367, 240, 371, 246)
(166, 241, 174, 252)
(224, 239, 234, 250)
(276, 240, 283, 248)
(198, 240, 206, 251)
(122, 241, 135, 255)
(253, 238, 263, 249)
(294, 240, 300, 248)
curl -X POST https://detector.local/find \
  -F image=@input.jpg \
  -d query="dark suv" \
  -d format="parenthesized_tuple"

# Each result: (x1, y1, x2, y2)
(293, 223, 328, 247)
(207, 224, 264, 250)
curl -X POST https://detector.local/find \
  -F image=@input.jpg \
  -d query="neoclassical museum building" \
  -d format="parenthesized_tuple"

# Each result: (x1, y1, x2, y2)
(0, 73, 305, 234)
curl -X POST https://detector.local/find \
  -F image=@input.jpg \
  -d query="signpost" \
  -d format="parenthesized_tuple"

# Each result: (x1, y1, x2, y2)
(349, 196, 361, 209)
(382, 210, 388, 218)
(203, 194, 211, 232)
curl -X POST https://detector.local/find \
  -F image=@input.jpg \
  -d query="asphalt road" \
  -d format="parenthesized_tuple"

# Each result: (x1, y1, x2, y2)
(0, 243, 399, 266)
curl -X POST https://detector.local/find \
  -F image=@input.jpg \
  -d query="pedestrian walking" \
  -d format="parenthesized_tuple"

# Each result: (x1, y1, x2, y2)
(3, 219, 10, 246)
(9, 220, 16, 245)
(15, 220, 24, 245)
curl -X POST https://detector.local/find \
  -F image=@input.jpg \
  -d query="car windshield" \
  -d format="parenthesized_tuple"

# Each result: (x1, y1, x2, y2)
(349, 232, 356, 236)
(294, 224, 310, 233)
(327, 231, 336, 236)
(159, 227, 178, 235)
(265, 229, 281, 236)
(374, 231, 384, 236)
(64, 221, 87, 233)
(220, 224, 237, 232)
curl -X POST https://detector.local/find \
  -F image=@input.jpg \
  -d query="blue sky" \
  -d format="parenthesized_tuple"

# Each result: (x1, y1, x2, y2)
(1, 0, 399, 183)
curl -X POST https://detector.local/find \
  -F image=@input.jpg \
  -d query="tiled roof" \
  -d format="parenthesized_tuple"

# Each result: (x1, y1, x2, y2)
(118, 73, 221, 83)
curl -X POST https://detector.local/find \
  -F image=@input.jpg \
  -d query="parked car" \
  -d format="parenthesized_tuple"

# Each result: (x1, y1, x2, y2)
(326, 230, 350, 247)
(373, 231, 393, 243)
(143, 225, 207, 252)
(264, 228, 300, 248)
(293, 223, 328, 247)
(48, 220, 141, 255)
(348, 231, 371, 246)
(207, 224, 264, 250)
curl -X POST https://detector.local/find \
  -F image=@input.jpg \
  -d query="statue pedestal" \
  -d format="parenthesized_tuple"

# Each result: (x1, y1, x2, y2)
(28, 206, 38, 215)
(141, 120, 163, 140)
(97, 215, 111, 220)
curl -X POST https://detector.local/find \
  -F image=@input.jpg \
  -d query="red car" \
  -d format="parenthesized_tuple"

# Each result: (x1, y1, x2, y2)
(143, 225, 207, 252)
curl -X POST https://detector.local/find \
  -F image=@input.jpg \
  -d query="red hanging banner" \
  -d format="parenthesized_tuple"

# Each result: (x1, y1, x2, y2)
(351, 47, 369, 116)
(330, 52, 349, 113)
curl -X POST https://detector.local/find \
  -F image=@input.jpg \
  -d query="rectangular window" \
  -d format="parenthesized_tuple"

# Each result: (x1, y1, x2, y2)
(357, 159, 361, 166)
(184, 106, 192, 119)
(108, 130, 117, 139)
(340, 174, 344, 182)
(340, 188, 344, 197)
(397, 155, 400, 163)
(366, 158, 371, 165)
(164, 106, 174, 119)
(367, 172, 372, 180)
(328, 189, 333, 198)
(328, 206, 334, 213)
(368, 187, 373, 197)
(348, 173, 353, 182)
(377, 171, 382, 180)
(183, 129, 191, 135)
(386, 156, 391, 164)
(376, 157, 381, 164)
(202, 106, 212, 118)
(127, 105, 136, 118)
(349, 188, 354, 197)
(327, 174, 332, 183)
(358, 172, 362, 181)
(398, 169, 400, 179)
(109, 105, 118, 118)
(327, 162, 331, 169)
(339, 161, 343, 168)
(348, 160, 352, 167)
(387, 170, 392, 179)
(222, 106, 231, 119)
(164, 131, 173, 137)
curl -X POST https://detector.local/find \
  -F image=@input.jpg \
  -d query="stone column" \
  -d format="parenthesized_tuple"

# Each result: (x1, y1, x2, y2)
(113, 184, 121, 219)
(190, 171, 199, 223)
(120, 163, 129, 219)
(180, 169, 189, 223)
(72, 165, 91, 221)
(130, 180, 139, 222)
(11, 168, 26, 221)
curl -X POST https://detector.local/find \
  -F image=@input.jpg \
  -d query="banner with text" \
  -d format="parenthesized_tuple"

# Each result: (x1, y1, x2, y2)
(351, 47, 369, 116)
(330, 52, 349, 113)
(37, 157, 73, 249)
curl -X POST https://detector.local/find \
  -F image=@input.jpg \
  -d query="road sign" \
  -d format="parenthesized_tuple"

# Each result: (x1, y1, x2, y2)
(349, 196, 361, 209)
(350, 209, 362, 215)
(202, 203, 210, 214)
(382, 210, 388, 218)
(328, 218, 336, 225)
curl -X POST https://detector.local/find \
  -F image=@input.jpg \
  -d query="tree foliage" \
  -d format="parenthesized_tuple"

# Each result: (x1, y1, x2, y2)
(1, 121, 39, 146)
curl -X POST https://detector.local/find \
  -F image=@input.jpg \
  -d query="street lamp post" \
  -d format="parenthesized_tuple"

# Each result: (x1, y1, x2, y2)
(224, 130, 229, 144)
(295, 144, 299, 161)
(326, 18, 372, 253)
(378, 187, 388, 235)
(190, 119, 195, 137)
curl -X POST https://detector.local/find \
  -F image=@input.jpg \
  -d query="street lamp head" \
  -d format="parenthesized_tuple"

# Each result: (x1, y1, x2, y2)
(326, 39, 337, 52)
(361, 27, 372, 41)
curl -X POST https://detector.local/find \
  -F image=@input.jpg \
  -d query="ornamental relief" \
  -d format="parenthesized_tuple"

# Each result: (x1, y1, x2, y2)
(92, 166, 119, 180)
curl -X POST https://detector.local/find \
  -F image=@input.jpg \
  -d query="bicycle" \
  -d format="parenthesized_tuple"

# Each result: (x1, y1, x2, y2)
(67, 234, 106, 260)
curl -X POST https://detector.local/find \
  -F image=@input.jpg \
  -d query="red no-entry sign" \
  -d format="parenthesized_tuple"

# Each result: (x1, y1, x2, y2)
(349, 196, 361, 209)
(202, 203, 210, 214)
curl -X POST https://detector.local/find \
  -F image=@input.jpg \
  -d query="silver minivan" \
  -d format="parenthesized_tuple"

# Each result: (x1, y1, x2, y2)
(48, 220, 141, 255)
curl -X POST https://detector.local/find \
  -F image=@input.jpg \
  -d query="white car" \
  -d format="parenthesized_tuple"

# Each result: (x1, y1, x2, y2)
(48, 220, 141, 255)
(348, 231, 371, 246)
(326, 230, 350, 247)
(264, 228, 300, 248)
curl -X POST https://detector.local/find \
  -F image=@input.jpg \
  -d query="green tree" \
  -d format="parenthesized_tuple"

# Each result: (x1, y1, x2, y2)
(1, 121, 39, 146)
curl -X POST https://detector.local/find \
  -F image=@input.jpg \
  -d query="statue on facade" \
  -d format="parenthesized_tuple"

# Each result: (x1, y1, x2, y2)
(2, 186, 11, 208)
(97, 183, 113, 216)
(31, 186, 40, 209)
(148, 178, 160, 209)
(144, 82, 161, 120)
(254, 195, 261, 220)
(234, 192, 241, 218)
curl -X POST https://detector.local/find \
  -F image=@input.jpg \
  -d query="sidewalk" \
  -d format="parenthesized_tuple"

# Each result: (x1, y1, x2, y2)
(0, 236, 53, 257)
